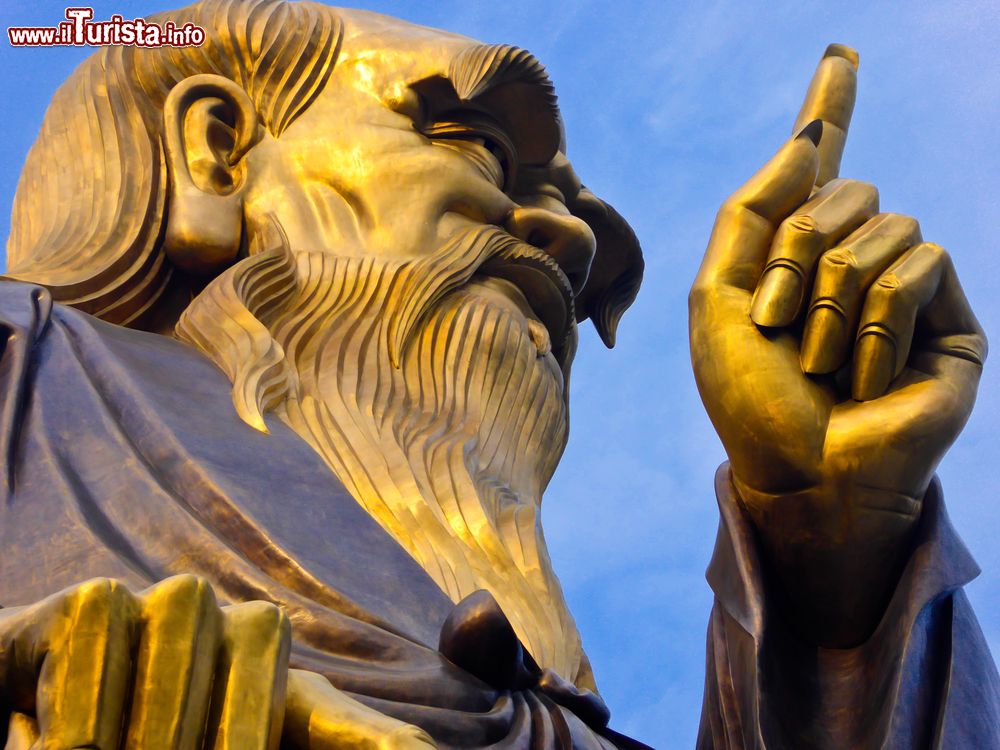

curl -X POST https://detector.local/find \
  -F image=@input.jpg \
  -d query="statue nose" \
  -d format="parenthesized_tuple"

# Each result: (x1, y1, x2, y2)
(504, 207, 596, 294)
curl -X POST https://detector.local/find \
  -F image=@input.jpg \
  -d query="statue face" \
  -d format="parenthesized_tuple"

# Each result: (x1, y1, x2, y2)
(239, 10, 596, 388)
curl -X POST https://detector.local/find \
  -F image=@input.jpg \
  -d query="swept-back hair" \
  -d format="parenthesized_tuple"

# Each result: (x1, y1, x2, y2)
(5, 0, 342, 325)
(5, 0, 643, 392)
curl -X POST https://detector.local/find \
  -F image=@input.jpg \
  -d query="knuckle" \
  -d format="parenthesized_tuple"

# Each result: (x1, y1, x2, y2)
(719, 196, 741, 215)
(690, 278, 731, 314)
(870, 275, 899, 298)
(229, 600, 290, 637)
(820, 248, 858, 274)
(146, 576, 223, 630)
(850, 179, 879, 204)
(816, 178, 879, 213)
(154, 574, 216, 607)
(779, 213, 819, 238)
(688, 282, 710, 310)
(716, 198, 748, 226)
(828, 177, 870, 192)
(845, 180, 878, 199)
(884, 212, 920, 237)
(867, 274, 910, 309)
(920, 241, 949, 264)
(73, 577, 126, 608)
(52, 579, 138, 642)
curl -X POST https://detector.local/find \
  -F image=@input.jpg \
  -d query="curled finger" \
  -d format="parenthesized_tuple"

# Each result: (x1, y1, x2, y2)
(801, 212, 921, 374)
(751, 178, 879, 326)
(205, 601, 291, 750)
(853, 243, 986, 400)
(125, 575, 224, 749)
(9, 579, 141, 750)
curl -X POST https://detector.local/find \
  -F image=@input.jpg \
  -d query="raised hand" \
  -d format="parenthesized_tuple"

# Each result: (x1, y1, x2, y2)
(688, 45, 986, 647)
(0, 576, 435, 749)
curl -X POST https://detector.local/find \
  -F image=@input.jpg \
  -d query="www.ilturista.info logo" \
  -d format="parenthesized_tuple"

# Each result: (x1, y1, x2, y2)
(8, 7, 206, 48)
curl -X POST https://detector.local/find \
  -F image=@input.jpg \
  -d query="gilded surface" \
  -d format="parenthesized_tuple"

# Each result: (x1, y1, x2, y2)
(0, 1, 995, 748)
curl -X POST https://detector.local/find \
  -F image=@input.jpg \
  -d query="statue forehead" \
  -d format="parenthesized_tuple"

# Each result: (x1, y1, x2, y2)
(335, 7, 478, 78)
(320, 7, 565, 164)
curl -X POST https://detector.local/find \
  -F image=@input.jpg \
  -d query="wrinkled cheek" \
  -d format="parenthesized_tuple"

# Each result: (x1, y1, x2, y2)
(360, 150, 513, 252)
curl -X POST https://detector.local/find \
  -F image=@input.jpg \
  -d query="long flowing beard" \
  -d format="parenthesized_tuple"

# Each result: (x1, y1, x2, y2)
(179, 223, 587, 682)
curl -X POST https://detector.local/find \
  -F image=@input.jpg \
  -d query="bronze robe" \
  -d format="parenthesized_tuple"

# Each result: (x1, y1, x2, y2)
(698, 466, 1000, 749)
(0, 281, 646, 750)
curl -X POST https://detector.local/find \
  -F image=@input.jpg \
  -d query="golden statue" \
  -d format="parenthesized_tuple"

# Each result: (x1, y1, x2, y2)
(0, 2, 995, 748)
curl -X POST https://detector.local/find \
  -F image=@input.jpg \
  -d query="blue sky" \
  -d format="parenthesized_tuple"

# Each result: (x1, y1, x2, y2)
(2, 1, 998, 747)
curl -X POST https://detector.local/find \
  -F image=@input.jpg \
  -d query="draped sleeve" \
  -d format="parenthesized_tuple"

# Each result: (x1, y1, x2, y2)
(697, 463, 1000, 750)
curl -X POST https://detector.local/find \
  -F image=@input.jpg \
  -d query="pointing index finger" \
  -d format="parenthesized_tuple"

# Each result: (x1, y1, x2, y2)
(793, 44, 859, 187)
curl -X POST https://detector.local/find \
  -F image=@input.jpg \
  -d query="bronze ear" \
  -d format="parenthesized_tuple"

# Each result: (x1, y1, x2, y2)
(162, 74, 260, 275)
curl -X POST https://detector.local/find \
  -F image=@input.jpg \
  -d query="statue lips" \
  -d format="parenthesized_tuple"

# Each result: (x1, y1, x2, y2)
(478, 237, 575, 362)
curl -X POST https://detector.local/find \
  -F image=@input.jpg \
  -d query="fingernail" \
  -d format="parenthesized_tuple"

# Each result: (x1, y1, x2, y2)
(852, 333, 895, 401)
(800, 306, 848, 373)
(824, 43, 859, 70)
(751, 266, 803, 327)
(796, 119, 823, 146)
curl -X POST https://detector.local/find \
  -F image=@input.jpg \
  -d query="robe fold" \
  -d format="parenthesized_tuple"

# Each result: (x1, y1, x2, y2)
(0, 281, 646, 750)
(698, 465, 1000, 749)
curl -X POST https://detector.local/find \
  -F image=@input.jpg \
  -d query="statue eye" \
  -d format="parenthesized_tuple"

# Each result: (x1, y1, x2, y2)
(423, 112, 518, 192)
(480, 136, 511, 174)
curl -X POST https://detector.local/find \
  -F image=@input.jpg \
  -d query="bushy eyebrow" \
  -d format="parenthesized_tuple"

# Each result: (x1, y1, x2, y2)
(448, 45, 556, 111)
(426, 44, 565, 166)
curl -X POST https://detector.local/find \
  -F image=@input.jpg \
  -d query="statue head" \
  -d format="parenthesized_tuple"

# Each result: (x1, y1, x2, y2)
(5, 0, 643, 684)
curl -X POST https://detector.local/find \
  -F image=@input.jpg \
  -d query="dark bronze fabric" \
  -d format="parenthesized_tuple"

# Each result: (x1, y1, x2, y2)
(0, 281, 647, 750)
(698, 465, 1000, 749)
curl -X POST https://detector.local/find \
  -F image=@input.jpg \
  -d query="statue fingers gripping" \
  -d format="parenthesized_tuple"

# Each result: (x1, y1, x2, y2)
(0, 577, 433, 749)
(0, 2, 995, 749)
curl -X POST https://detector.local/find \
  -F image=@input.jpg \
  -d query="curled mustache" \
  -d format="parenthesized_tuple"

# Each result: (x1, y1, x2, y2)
(384, 223, 575, 368)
